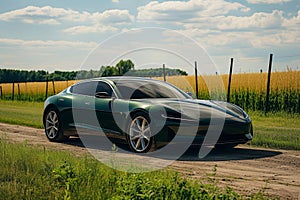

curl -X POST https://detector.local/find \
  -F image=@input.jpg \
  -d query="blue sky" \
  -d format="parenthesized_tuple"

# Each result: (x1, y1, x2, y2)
(0, 0, 299, 74)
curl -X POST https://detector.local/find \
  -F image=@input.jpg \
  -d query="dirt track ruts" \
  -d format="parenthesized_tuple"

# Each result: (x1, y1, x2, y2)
(0, 122, 299, 199)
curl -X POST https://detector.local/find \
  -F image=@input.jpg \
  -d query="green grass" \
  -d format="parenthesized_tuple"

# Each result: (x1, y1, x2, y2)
(0, 139, 270, 200)
(0, 100, 299, 150)
(248, 111, 300, 150)
(0, 100, 43, 128)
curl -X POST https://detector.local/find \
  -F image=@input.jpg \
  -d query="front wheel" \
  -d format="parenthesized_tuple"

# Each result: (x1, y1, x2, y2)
(126, 113, 154, 153)
(44, 107, 65, 142)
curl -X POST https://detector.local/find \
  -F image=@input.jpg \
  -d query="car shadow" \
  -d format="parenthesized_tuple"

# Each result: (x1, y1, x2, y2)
(63, 137, 282, 162)
(64, 137, 85, 147)
(178, 146, 282, 161)
(64, 136, 132, 151)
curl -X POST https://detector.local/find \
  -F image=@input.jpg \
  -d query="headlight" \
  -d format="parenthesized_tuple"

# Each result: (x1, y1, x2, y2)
(161, 114, 197, 122)
(227, 104, 248, 119)
(212, 101, 248, 119)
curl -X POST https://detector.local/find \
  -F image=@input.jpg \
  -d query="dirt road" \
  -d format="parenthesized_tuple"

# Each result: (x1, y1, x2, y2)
(0, 122, 299, 199)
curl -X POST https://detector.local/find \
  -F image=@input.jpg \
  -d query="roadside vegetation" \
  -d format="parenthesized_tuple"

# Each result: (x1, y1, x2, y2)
(0, 70, 298, 199)
(249, 111, 300, 150)
(0, 100, 43, 128)
(0, 138, 270, 199)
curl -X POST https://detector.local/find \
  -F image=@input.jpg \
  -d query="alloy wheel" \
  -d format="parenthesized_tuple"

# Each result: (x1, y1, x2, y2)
(129, 116, 151, 152)
(45, 110, 59, 139)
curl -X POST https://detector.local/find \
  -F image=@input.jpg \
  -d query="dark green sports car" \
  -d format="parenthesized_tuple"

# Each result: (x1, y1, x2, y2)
(43, 76, 253, 153)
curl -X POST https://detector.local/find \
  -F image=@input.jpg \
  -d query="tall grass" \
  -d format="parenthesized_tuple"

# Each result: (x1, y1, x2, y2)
(0, 139, 270, 199)
(0, 80, 77, 101)
(163, 70, 300, 113)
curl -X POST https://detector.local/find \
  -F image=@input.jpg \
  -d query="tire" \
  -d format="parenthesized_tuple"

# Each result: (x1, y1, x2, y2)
(44, 107, 66, 142)
(126, 113, 154, 153)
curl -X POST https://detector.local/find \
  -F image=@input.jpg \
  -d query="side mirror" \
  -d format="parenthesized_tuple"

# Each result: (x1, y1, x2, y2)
(186, 92, 194, 98)
(95, 92, 111, 98)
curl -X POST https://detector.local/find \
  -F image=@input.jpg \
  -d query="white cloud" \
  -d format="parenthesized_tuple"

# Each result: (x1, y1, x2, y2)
(23, 18, 60, 25)
(216, 10, 285, 30)
(177, 27, 299, 49)
(0, 6, 88, 24)
(62, 9, 134, 35)
(283, 10, 300, 28)
(0, 38, 97, 48)
(137, 0, 250, 22)
(97, 9, 134, 24)
(249, 30, 300, 47)
(63, 25, 118, 35)
(112, 0, 120, 3)
(247, 0, 292, 4)
(0, 6, 134, 26)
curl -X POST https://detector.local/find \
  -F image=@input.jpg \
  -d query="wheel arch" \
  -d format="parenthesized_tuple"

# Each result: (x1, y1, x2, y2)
(128, 108, 150, 121)
(43, 104, 59, 125)
(122, 108, 150, 135)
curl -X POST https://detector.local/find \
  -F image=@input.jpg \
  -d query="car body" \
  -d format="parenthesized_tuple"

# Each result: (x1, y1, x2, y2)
(43, 76, 253, 153)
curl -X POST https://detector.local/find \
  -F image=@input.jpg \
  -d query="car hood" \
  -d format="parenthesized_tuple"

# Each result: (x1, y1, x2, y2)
(131, 98, 248, 121)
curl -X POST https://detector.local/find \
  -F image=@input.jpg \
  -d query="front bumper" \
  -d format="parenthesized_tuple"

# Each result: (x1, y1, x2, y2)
(153, 117, 253, 147)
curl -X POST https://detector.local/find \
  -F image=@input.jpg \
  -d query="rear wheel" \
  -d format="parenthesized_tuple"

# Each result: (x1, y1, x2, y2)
(126, 113, 153, 153)
(44, 108, 66, 142)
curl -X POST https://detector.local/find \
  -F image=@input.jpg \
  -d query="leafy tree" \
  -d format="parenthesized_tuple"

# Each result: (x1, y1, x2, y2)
(102, 66, 117, 76)
(0, 61, 187, 83)
(116, 60, 134, 75)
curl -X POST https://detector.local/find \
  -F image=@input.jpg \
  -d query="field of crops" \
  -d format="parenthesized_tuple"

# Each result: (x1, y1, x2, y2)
(0, 80, 77, 101)
(0, 70, 299, 113)
(160, 71, 300, 113)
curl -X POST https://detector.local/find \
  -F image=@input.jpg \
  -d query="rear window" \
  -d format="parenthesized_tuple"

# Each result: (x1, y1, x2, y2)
(70, 81, 97, 96)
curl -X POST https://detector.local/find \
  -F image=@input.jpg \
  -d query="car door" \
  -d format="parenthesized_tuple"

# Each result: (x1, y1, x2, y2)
(56, 90, 75, 129)
(94, 81, 123, 136)
(71, 81, 99, 129)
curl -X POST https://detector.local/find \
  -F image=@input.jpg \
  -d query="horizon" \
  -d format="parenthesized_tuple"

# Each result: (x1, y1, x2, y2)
(1, 66, 299, 78)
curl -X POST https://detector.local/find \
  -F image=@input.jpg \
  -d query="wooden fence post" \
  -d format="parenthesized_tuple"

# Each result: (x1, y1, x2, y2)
(52, 79, 56, 94)
(0, 86, 2, 99)
(227, 58, 234, 102)
(12, 82, 15, 101)
(45, 78, 48, 100)
(163, 64, 166, 82)
(195, 61, 199, 99)
(265, 53, 273, 115)
(17, 83, 21, 99)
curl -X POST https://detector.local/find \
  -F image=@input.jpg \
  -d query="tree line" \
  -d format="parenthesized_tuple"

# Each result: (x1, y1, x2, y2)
(0, 59, 187, 83)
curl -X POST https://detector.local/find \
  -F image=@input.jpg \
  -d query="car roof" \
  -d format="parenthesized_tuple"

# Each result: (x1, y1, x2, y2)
(72, 76, 164, 87)
(92, 76, 156, 82)
(78, 76, 166, 85)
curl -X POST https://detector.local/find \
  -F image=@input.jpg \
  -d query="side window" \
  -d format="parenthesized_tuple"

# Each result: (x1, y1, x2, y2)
(70, 81, 98, 96)
(96, 81, 114, 97)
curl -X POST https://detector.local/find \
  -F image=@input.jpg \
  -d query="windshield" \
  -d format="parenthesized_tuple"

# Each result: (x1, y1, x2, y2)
(114, 80, 190, 99)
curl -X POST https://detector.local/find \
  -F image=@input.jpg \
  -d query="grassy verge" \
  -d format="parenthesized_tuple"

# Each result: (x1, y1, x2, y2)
(0, 100, 299, 150)
(248, 111, 300, 150)
(0, 100, 43, 128)
(0, 139, 269, 199)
